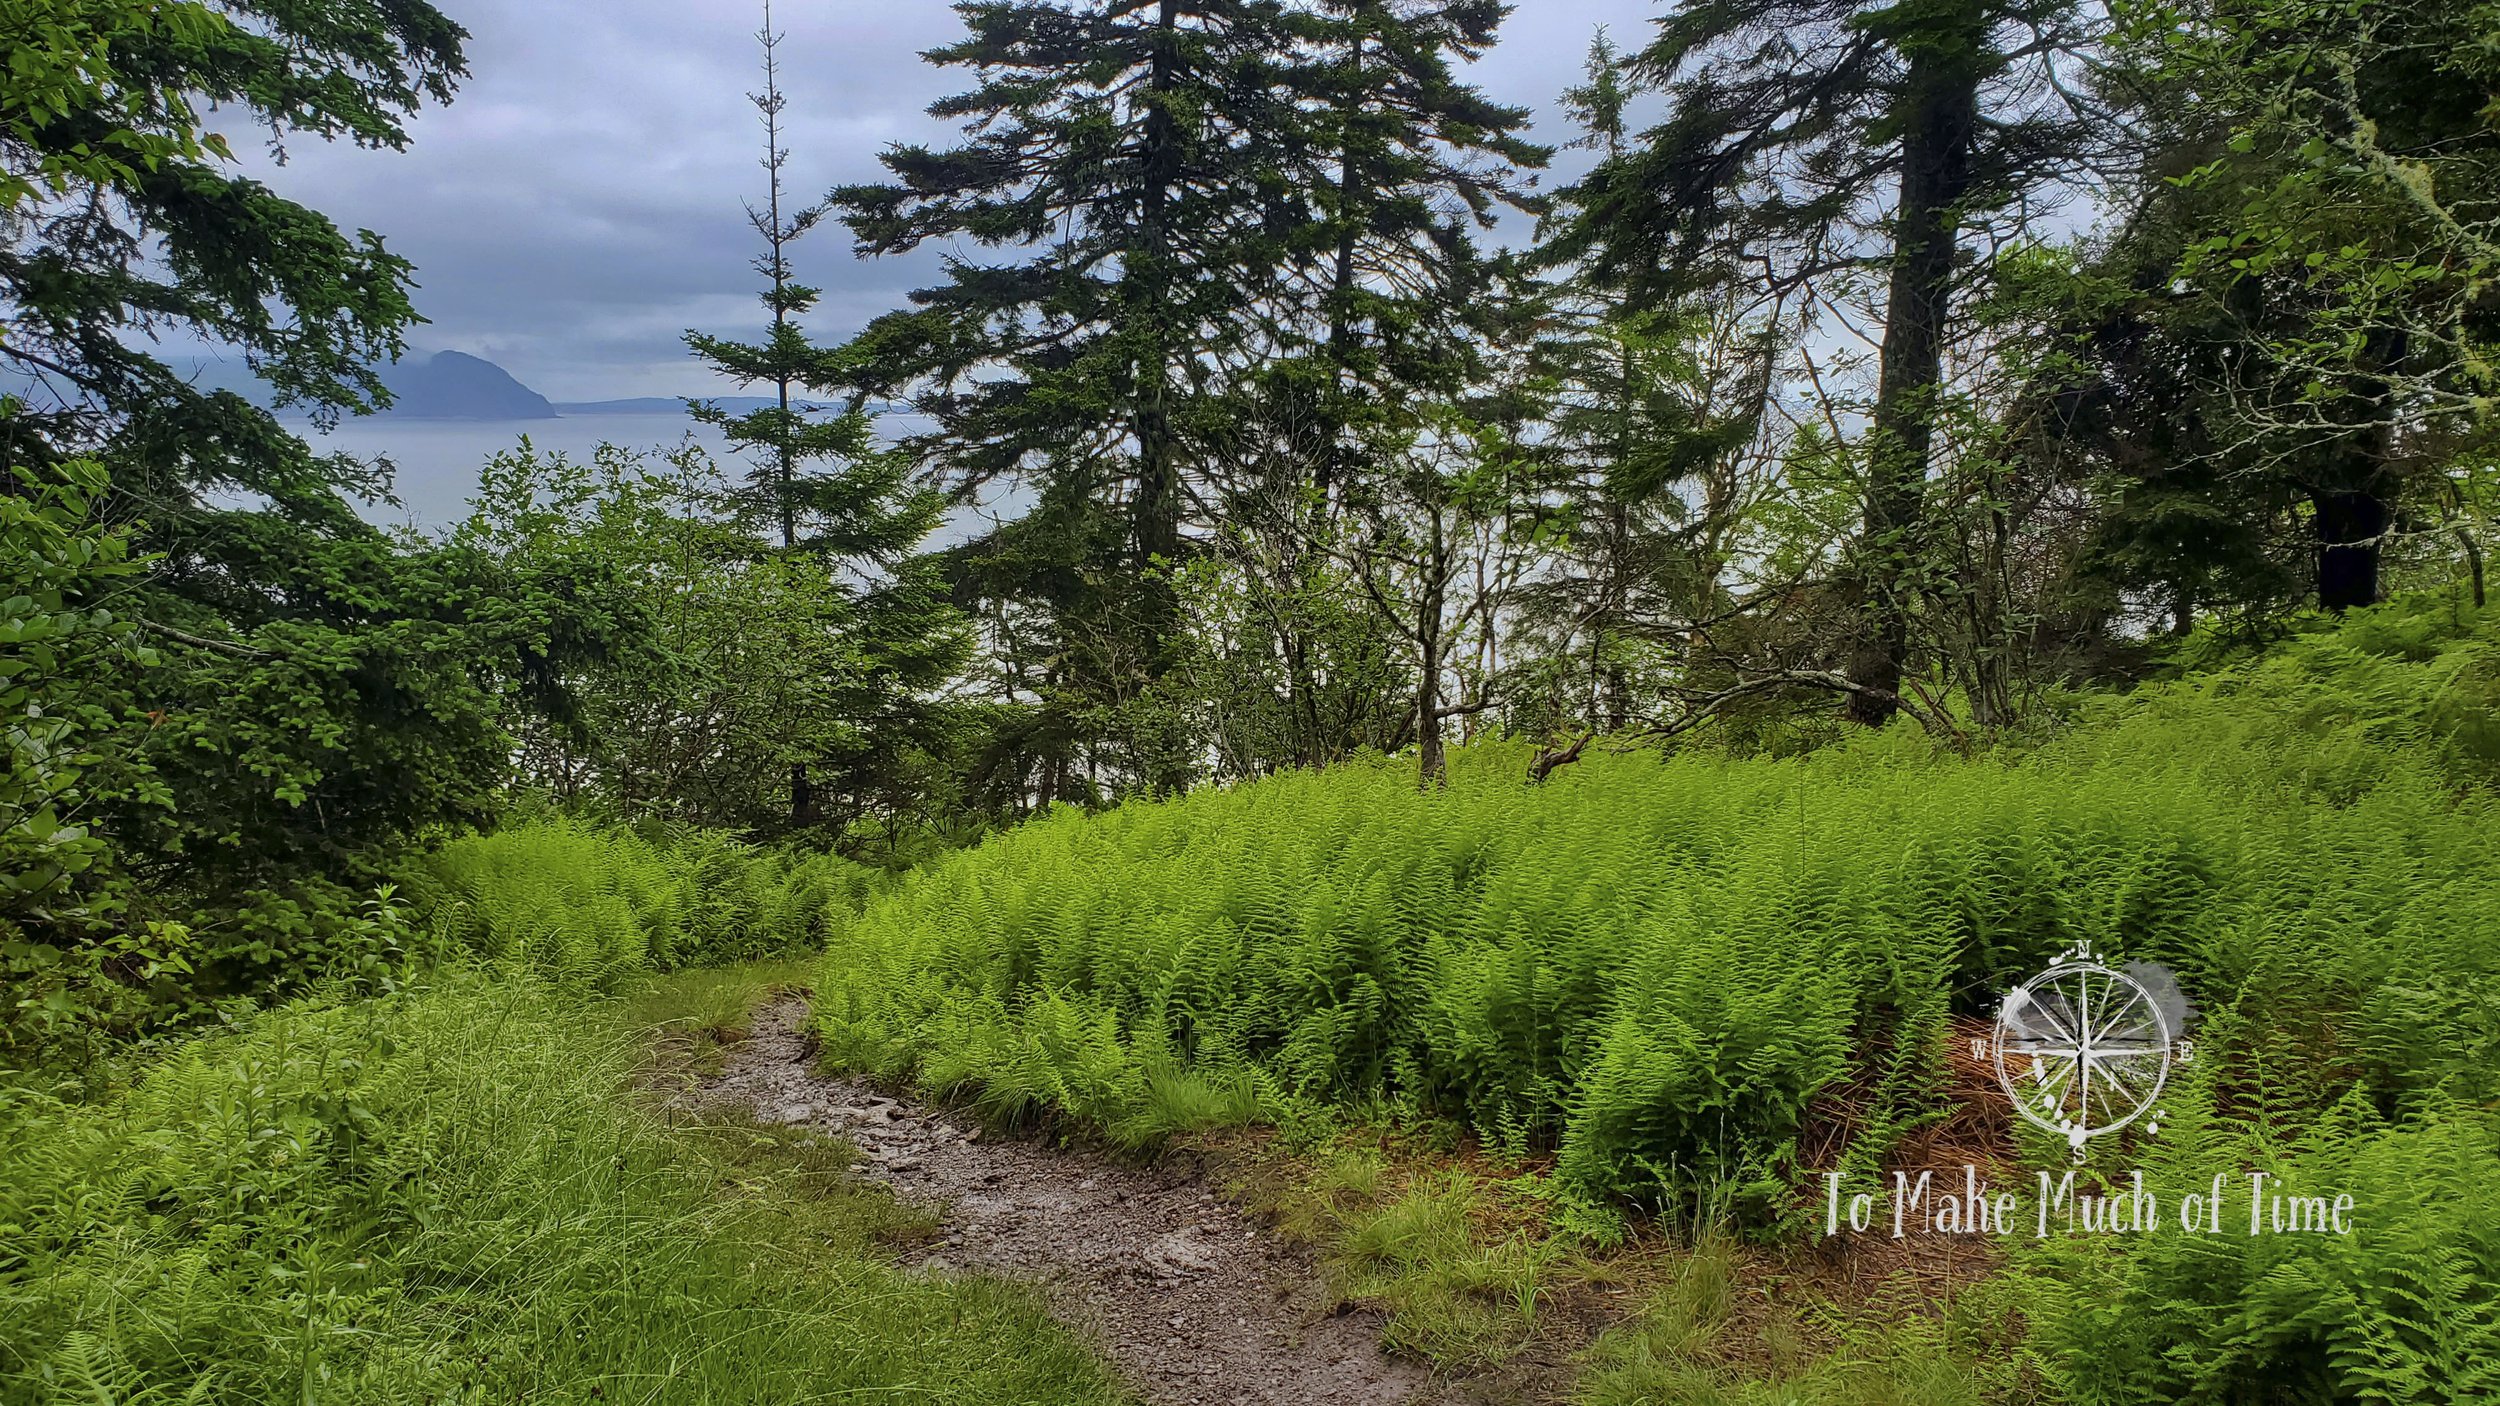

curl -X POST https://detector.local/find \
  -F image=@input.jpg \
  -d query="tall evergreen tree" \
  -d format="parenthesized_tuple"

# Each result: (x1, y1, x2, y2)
(833, 0, 1316, 794)
(1274, 0, 1544, 503)
(688, 5, 968, 829)
(1203, 0, 1544, 767)
(1522, 33, 1773, 732)
(0, 0, 596, 972)
(1542, 0, 2104, 724)
(834, 1, 1294, 609)
(689, 5, 868, 557)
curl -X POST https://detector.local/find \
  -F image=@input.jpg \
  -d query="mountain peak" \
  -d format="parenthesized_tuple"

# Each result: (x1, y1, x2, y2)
(380, 350, 558, 420)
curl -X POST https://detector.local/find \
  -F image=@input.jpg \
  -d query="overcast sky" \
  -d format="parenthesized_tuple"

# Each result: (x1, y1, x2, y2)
(226, 0, 1664, 402)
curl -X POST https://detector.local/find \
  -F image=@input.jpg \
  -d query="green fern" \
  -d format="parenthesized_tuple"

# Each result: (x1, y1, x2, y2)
(411, 819, 876, 984)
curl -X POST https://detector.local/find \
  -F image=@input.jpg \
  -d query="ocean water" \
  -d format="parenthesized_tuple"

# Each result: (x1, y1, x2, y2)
(308, 412, 741, 532)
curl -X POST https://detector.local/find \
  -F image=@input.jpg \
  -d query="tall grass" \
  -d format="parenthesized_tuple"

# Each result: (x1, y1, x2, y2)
(0, 971, 1125, 1405)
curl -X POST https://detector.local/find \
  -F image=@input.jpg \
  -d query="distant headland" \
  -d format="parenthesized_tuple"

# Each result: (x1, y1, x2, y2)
(161, 350, 831, 422)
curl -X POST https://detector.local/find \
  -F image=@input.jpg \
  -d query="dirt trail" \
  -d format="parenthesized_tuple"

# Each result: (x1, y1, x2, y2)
(686, 997, 1434, 1406)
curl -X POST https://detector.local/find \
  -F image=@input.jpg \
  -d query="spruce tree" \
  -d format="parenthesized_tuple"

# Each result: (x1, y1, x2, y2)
(1520, 34, 1775, 732)
(688, 5, 967, 830)
(834, 2, 1545, 787)
(1275, 0, 1544, 504)
(689, 5, 859, 556)
(1212, 1, 1544, 767)
(833, 2, 1293, 612)
(833, 0, 1314, 794)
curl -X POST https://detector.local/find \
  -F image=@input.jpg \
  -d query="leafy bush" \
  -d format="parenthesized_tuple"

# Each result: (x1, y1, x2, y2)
(416, 818, 873, 983)
(0, 458, 163, 1063)
(815, 599, 2500, 1227)
(0, 972, 1122, 1405)
(0, 457, 683, 1055)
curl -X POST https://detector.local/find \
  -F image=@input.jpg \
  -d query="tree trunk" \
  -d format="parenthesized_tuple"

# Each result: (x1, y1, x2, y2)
(1415, 535, 1450, 789)
(1415, 656, 1447, 789)
(2314, 488, 2389, 612)
(2311, 329, 2403, 614)
(790, 762, 813, 828)
(1133, 0, 1185, 654)
(1318, 26, 1368, 507)
(1277, 19, 1371, 769)
(1847, 12, 1981, 726)
(1285, 629, 1325, 768)
(1603, 497, 1631, 730)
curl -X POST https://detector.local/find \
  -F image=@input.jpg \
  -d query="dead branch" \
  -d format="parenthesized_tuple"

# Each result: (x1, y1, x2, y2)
(1527, 731, 1593, 784)
(140, 620, 275, 660)
(1660, 668, 1966, 742)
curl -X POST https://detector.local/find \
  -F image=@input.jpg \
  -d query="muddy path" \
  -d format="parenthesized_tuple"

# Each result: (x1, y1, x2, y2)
(682, 996, 1435, 1406)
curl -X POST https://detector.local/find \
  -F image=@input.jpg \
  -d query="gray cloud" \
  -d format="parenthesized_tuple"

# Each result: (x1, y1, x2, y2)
(234, 1, 1660, 402)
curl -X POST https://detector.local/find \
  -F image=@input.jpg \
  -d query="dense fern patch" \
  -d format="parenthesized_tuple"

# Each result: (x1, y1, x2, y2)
(814, 601, 2500, 1401)
(820, 738, 2499, 1204)
(415, 818, 875, 982)
(2017, 1091, 2500, 1405)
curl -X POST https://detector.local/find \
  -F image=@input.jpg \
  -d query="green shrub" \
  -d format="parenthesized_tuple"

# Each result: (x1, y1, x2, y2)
(415, 818, 872, 983)
(0, 972, 1122, 1405)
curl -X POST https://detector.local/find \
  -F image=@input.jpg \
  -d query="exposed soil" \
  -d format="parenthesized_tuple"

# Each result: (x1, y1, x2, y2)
(683, 996, 1436, 1406)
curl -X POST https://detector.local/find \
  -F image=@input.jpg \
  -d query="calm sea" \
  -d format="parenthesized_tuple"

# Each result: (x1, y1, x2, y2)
(309, 413, 741, 532)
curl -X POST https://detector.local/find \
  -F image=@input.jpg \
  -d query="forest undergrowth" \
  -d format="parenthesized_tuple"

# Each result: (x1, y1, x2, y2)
(414, 817, 882, 983)
(8, 599, 2495, 1405)
(810, 596, 2500, 1404)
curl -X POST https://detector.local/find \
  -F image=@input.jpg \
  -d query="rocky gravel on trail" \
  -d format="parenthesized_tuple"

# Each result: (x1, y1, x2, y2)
(683, 997, 1433, 1406)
